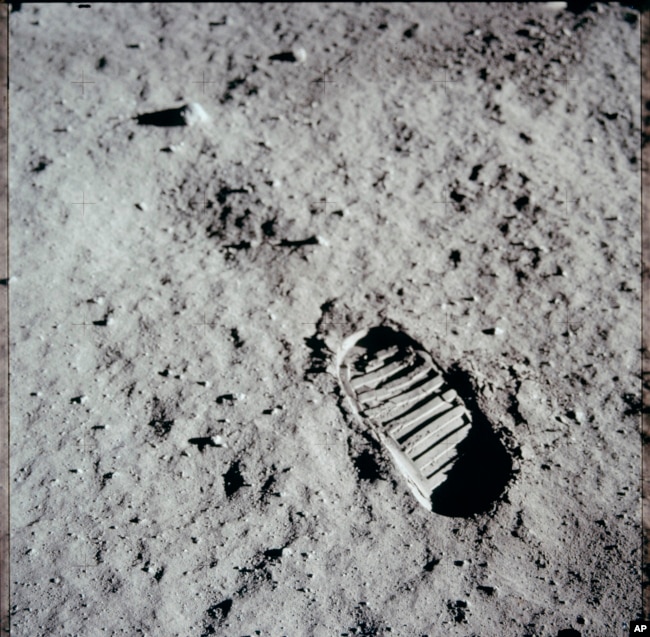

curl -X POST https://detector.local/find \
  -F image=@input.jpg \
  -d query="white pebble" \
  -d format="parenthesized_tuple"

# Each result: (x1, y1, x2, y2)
(182, 102, 210, 126)
(292, 47, 307, 63)
(543, 2, 567, 11)
(210, 435, 226, 447)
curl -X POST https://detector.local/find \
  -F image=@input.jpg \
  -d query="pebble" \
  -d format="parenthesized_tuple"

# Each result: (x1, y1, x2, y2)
(181, 102, 210, 126)
(210, 435, 226, 447)
(292, 47, 307, 63)
(520, 444, 535, 460)
(542, 2, 567, 10)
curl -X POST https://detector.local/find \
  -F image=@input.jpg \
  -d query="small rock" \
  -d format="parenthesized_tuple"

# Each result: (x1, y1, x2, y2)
(543, 1, 567, 10)
(292, 47, 307, 63)
(181, 102, 210, 126)
(211, 435, 226, 447)
(520, 444, 535, 460)
(482, 327, 504, 336)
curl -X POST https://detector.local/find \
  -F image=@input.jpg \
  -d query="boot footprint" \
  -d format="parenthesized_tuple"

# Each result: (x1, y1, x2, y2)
(337, 325, 511, 516)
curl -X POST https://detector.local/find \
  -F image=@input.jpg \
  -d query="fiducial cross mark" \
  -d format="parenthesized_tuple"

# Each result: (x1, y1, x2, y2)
(71, 71, 95, 95)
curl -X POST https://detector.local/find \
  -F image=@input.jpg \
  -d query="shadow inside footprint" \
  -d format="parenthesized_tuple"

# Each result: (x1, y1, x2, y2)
(431, 366, 512, 517)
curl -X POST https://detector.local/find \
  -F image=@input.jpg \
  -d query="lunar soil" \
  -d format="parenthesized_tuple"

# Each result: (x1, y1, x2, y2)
(8, 3, 643, 636)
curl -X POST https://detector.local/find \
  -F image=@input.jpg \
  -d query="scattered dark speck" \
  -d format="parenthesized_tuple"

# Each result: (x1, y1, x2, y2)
(231, 328, 245, 348)
(207, 599, 232, 624)
(223, 461, 247, 497)
(149, 417, 174, 437)
(188, 437, 218, 452)
(424, 558, 440, 572)
(31, 157, 52, 172)
(403, 23, 419, 39)
(469, 164, 483, 181)
(449, 250, 461, 268)
(261, 218, 277, 238)
(514, 195, 529, 211)
(353, 449, 385, 482)
(264, 548, 283, 560)
(101, 472, 113, 488)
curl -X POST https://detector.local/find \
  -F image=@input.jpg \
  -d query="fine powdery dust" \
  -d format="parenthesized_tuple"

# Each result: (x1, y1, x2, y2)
(9, 3, 642, 636)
